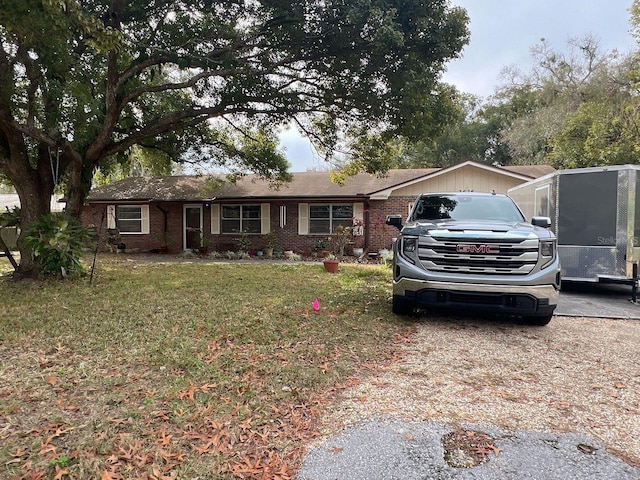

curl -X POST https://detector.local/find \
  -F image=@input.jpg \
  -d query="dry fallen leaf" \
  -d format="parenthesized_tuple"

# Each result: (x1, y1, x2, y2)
(52, 467, 69, 480)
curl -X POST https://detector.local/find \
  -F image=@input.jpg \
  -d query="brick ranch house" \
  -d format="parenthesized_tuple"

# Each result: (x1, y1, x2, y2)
(81, 161, 554, 256)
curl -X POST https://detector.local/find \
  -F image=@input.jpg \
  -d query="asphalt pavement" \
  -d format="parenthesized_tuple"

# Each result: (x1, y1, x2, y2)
(297, 420, 639, 480)
(556, 281, 640, 319)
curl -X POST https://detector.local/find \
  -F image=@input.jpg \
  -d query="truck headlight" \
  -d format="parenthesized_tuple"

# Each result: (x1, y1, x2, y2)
(540, 240, 556, 268)
(400, 236, 418, 263)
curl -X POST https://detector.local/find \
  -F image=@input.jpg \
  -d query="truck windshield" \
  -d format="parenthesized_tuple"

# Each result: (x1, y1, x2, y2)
(411, 195, 524, 223)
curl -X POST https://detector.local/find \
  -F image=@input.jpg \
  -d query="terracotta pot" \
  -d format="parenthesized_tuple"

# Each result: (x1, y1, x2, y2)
(323, 259, 339, 273)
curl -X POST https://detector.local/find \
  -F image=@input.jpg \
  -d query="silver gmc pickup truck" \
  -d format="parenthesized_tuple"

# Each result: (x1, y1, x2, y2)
(386, 192, 561, 325)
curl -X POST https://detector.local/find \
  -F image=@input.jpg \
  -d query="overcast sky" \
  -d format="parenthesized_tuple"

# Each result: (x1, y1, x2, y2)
(282, 0, 638, 171)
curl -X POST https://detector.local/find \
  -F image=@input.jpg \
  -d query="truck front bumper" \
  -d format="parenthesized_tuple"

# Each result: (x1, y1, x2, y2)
(393, 278, 559, 316)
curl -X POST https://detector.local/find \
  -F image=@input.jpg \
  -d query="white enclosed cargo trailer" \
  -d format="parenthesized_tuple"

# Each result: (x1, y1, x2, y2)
(508, 165, 640, 287)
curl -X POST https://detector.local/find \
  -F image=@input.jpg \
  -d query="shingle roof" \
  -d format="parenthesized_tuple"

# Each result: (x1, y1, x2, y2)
(500, 164, 556, 178)
(86, 163, 553, 202)
(86, 169, 440, 202)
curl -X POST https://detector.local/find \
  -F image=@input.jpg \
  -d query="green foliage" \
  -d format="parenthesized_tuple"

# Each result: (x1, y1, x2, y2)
(263, 231, 277, 250)
(22, 214, 93, 277)
(489, 35, 640, 167)
(396, 92, 511, 168)
(0, 207, 20, 227)
(312, 238, 329, 252)
(49, 455, 71, 469)
(93, 146, 177, 186)
(329, 225, 353, 259)
(547, 101, 640, 168)
(236, 230, 252, 252)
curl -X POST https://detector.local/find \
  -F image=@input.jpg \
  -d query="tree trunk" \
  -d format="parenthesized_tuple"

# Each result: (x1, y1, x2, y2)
(64, 150, 92, 219)
(6, 147, 57, 278)
(13, 178, 53, 278)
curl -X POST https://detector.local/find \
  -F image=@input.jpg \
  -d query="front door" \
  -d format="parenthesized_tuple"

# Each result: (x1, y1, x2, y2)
(184, 205, 203, 250)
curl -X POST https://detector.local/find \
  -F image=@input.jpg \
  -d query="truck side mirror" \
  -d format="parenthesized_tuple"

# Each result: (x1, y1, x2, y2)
(386, 214, 403, 231)
(531, 216, 551, 228)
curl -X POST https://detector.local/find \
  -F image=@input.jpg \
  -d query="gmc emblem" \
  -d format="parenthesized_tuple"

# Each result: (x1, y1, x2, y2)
(456, 244, 499, 254)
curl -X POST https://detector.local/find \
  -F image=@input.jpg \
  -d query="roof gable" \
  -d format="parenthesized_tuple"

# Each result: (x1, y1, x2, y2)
(368, 161, 546, 199)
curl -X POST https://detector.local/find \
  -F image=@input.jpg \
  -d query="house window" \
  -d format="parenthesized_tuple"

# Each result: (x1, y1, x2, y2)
(116, 206, 143, 233)
(309, 204, 353, 234)
(221, 205, 261, 233)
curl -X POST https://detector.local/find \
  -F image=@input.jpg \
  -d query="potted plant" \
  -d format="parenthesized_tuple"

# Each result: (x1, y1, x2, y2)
(155, 231, 172, 254)
(331, 225, 352, 259)
(312, 238, 329, 257)
(322, 253, 340, 273)
(323, 225, 353, 272)
(195, 230, 211, 255)
(263, 231, 277, 257)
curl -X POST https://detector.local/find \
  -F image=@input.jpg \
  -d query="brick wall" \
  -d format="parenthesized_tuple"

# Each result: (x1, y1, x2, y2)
(82, 199, 381, 255)
(81, 202, 186, 253)
(366, 197, 415, 252)
(259, 201, 365, 255)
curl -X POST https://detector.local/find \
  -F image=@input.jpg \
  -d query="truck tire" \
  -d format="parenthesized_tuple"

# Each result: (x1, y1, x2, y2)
(526, 314, 553, 326)
(392, 295, 413, 316)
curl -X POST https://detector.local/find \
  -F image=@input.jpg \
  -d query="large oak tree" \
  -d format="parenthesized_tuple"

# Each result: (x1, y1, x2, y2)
(0, 0, 468, 276)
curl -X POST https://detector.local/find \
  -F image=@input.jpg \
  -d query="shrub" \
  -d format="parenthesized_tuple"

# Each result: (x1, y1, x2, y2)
(236, 230, 251, 252)
(0, 206, 21, 227)
(22, 213, 94, 277)
(381, 250, 394, 268)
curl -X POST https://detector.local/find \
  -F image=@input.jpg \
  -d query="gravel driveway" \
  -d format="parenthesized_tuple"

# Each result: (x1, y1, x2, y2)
(298, 314, 640, 479)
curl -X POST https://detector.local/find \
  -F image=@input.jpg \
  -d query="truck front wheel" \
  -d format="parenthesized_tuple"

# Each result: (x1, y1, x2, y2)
(392, 295, 413, 316)
(526, 314, 553, 326)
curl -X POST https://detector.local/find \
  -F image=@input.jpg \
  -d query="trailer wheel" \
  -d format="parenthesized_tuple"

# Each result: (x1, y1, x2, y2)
(392, 295, 413, 316)
(526, 314, 553, 326)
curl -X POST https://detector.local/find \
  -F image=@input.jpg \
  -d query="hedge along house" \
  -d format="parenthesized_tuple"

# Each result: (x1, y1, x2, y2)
(81, 161, 555, 255)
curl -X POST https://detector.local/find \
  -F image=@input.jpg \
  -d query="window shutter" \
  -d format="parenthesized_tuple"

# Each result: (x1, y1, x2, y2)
(352, 202, 364, 236)
(107, 205, 116, 229)
(141, 205, 150, 234)
(210, 204, 220, 234)
(260, 203, 270, 234)
(298, 203, 309, 235)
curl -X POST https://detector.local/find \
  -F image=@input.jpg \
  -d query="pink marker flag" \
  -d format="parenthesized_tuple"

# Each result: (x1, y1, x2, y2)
(312, 298, 320, 311)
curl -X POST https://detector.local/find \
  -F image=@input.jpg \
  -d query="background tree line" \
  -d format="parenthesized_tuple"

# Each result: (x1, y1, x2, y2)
(391, 2, 640, 170)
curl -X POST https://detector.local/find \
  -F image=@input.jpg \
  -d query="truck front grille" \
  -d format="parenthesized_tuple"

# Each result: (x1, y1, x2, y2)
(418, 234, 539, 275)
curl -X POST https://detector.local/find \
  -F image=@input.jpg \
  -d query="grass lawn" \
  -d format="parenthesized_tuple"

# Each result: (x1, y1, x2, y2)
(0, 256, 412, 479)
